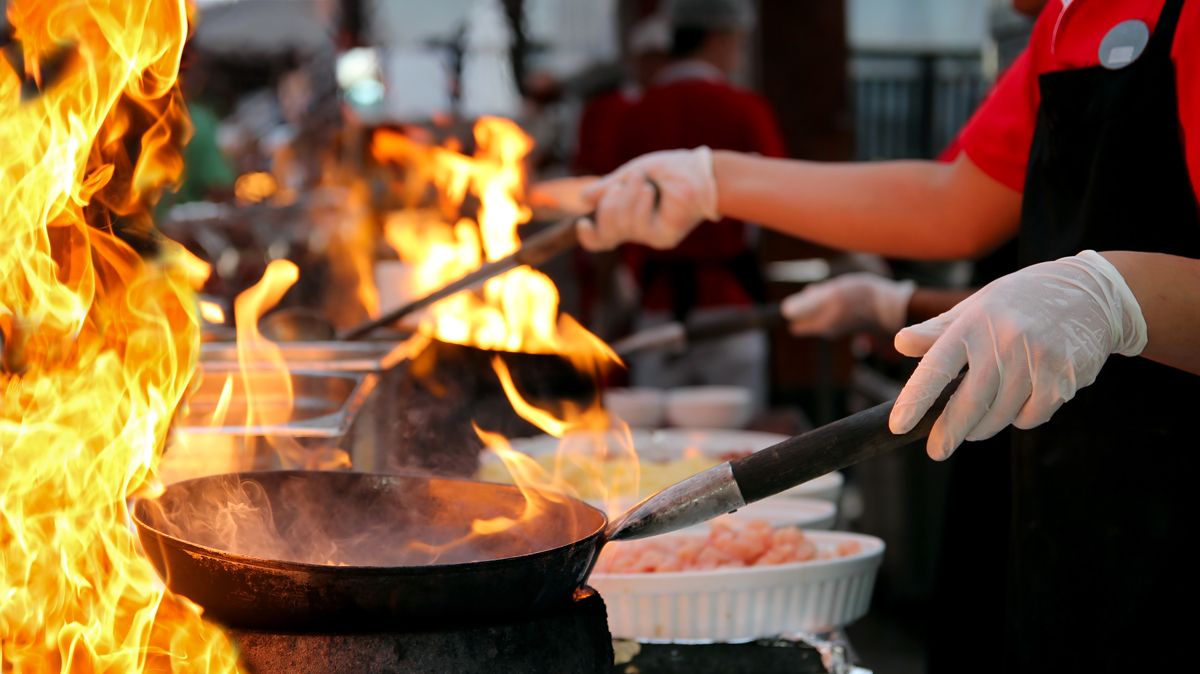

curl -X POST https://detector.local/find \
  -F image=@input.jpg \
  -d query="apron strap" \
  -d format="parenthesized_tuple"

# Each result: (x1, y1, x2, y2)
(1145, 0, 1186, 59)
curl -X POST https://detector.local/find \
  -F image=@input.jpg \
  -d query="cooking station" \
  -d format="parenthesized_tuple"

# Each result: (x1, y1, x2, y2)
(224, 608, 843, 674)
(1, 1, 921, 670)
(227, 591, 615, 674)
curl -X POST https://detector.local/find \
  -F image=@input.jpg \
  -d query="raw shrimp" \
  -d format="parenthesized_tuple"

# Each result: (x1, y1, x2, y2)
(593, 519, 859, 573)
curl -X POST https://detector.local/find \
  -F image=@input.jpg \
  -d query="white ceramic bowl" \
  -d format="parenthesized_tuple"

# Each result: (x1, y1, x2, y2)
(600, 495, 837, 532)
(591, 530, 884, 642)
(715, 497, 837, 531)
(664, 386, 753, 429)
(603, 387, 666, 429)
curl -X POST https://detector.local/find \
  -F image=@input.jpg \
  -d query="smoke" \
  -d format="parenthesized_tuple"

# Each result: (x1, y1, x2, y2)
(137, 471, 602, 567)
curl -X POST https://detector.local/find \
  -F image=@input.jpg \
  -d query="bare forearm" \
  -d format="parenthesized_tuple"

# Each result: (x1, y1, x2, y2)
(713, 151, 1021, 260)
(1101, 251, 1200, 375)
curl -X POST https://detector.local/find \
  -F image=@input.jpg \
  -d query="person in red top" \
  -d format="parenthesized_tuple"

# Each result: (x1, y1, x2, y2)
(579, 1, 1200, 670)
(568, 15, 671, 339)
(612, 0, 786, 410)
(573, 15, 671, 176)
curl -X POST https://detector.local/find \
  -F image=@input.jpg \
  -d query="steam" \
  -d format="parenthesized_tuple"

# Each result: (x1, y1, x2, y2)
(139, 472, 599, 568)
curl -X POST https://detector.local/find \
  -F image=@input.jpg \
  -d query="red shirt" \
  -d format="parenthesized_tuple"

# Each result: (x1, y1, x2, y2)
(614, 63, 787, 311)
(960, 0, 1200, 199)
(574, 89, 636, 176)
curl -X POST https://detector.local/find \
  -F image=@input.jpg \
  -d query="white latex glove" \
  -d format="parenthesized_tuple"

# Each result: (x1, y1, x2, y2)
(781, 273, 916, 337)
(889, 250, 1147, 461)
(577, 147, 718, 251)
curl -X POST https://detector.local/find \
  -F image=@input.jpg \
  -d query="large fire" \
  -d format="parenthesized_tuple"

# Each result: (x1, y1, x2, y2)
(0, 0, 240, 670)
(374, 118, 606, 356)
(373, 119, 638, 524)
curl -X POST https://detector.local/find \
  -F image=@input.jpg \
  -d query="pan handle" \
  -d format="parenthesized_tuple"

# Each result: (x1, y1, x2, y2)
(731, 373, 964, 504)
(606, 373, 964, 542)
(684, 303, 784, 344)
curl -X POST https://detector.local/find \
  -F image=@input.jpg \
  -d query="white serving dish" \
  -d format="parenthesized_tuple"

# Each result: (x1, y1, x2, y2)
(499, 429, 844, 504)
(602, 387, 666, 429)
(664, 386, 753, 429)
(598, 495, 837, 532)
(591, 530, 883, 642)
(713, 497, 837, 531)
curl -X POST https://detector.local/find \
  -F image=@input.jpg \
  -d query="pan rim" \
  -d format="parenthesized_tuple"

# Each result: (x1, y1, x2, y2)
(130, 469, 609, 574)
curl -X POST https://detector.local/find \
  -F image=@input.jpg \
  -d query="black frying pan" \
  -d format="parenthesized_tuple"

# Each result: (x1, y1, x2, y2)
(132, 377, 960, 630)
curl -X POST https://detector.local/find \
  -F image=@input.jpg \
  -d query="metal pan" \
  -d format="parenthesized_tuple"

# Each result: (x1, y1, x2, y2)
(133, 471, 606, 631)
(132, 377, 959, 630)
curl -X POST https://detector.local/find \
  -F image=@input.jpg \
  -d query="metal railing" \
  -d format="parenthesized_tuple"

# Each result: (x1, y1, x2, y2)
(850, 48, 989, 160)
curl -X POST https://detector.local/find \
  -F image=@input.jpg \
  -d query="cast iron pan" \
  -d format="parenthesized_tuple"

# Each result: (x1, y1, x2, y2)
(133, 376, 960, 630)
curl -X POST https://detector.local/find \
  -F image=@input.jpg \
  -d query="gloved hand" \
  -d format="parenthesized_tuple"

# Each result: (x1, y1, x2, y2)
(781, 273, 916, 337)
(577, 147, 718, 251)
(889, 250, 1147, 460)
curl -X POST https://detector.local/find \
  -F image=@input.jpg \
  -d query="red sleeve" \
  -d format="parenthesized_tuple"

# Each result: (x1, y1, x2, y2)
(573, 93, 632, 175)
(958, 48, 1041, 192)
(1175, 2, 1200, 202)
(958, 4, 1059, 192)
(743, 94, 788, 158)
(573, 100, 605, 174)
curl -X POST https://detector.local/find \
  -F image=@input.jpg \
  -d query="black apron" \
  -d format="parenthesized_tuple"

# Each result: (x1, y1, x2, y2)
(1010, 0, 1200, 669)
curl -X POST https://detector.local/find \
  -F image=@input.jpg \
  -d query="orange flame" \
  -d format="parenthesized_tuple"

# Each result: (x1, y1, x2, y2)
(372, 118, 637, 530)
(0, 0, 240, 670)
(199, 300, 226, 324)
(230, 260, 350, 471)
(233, 171, 278, 205)
(470, 427, 576, 536)
(374, 117, 616, 357)
(486, 359, 640, 517)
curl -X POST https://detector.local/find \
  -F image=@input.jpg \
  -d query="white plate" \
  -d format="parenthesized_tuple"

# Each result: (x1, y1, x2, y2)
(592, 530, 884, 642)
(495, 429, 844, 503)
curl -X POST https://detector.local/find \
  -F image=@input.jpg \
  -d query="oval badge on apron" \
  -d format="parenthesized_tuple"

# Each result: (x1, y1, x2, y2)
(1099, 19, 1151, 69)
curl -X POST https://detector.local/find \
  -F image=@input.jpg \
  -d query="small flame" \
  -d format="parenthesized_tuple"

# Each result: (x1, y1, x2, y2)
(471, 427, 575, 536)
(231, 260, 349, 471)
(200, 300, 226, 324)
(177, 245, 215, 290)
(486, 358, 640, 518)
(208, 374, 236, 427)
(234, 171, 278, 205)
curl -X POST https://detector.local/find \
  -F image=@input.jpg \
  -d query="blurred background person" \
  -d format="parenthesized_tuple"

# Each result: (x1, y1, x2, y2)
(614, 0, 786, 413)
(573, 13, 671, 177)
(569, 12, 672, 347)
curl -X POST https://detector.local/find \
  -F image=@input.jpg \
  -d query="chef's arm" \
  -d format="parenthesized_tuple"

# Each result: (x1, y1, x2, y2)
(1102, 251, 1200, 375)
(714, 151, 1022, 261)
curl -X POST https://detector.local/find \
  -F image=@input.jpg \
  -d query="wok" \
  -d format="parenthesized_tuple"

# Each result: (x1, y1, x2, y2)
(132, 377, 959, 630)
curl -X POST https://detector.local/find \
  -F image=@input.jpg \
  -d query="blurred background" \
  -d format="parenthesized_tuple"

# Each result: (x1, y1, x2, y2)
(172, 1, 1037, 670)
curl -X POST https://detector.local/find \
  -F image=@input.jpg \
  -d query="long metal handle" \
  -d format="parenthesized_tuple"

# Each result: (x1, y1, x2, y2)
(684, 303, 785, 344)
(606, 374, 963, 542)
(339, 218, 580, 341)
(611, 304, 786, 358)
(730, 374, 962, 504)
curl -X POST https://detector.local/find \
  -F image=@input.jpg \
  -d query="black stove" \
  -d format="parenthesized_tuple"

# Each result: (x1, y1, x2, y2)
(226, 588, 837, 674)
(230, 588, 613, 674)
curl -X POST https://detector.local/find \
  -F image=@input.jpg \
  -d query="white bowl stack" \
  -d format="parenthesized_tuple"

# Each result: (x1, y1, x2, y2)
(602, 388, 666, 429)
(664, 386, 754, 430)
